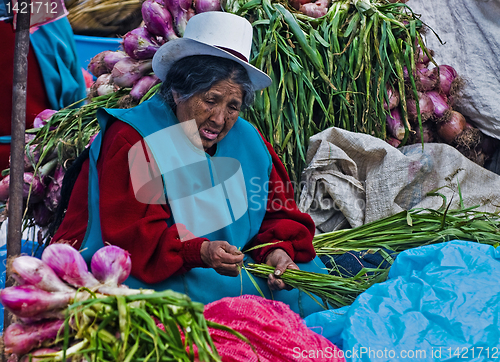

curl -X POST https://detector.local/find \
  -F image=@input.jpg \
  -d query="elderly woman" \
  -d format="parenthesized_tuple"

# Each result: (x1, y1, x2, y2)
(52, 12, 327, 317)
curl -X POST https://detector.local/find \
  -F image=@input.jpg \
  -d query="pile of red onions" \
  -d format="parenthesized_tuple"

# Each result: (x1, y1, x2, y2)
(86, 0, 221, 105)
(384, 42, 497, 167)
(0, 244, 151, 360)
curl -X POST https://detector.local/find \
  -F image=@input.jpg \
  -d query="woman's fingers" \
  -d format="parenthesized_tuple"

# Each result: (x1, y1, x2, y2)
(200, 240, 243, 276)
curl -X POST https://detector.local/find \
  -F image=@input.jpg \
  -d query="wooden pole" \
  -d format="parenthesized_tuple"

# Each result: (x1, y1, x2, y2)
(4, 2, 32, 332)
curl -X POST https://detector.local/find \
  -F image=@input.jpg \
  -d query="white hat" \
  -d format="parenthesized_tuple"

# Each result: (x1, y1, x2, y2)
(152, 11, 272, 90)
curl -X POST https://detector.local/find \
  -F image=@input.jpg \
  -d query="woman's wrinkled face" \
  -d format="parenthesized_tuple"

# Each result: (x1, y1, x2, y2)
(174, 79, 244, 152)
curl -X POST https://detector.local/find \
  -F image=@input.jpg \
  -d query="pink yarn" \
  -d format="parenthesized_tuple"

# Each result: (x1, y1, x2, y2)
(203, 295, 345, 362)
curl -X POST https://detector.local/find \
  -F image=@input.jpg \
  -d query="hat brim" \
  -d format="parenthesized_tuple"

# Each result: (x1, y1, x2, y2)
(152, 38, 272, 91)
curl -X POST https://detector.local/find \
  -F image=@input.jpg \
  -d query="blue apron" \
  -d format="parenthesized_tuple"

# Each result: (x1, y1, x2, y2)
(81, 94, 327, 318)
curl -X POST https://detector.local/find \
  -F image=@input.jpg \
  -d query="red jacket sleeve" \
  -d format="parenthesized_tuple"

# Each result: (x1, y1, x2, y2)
(248, 137, 317, 264)
(53, 121, 209, 284)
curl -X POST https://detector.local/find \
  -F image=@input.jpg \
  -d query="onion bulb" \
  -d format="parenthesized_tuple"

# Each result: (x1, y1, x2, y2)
(427, 90, 450, 119)
(386, 108, 406, 141)
(437, 64, 458, 96)
(436, 110, 466, 144)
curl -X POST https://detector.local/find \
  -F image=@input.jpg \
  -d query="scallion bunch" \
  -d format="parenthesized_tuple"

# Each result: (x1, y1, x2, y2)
(244, 263, 388, 309)
(312, 206, 500, 256)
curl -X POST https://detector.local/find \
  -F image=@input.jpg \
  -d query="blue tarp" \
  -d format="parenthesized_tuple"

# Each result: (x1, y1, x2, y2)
(305, 240, 500, 361)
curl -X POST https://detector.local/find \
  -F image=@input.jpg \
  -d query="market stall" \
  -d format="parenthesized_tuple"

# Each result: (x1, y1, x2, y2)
(1, 0, 499, 360)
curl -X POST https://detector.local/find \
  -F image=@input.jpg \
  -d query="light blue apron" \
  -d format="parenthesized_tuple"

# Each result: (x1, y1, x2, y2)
(81, 94, 327, 317)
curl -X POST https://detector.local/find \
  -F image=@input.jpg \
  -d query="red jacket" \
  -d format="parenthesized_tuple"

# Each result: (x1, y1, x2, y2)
(53, 120, 316, 284)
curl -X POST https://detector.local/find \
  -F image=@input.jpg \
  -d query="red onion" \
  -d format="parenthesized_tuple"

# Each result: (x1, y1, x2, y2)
(436, 110, 466, 144)
(386, 108, 406, 141)
(32, 201, 53, 227)
(0, 286, 76, 318)
(437, 64, 458, 96)
(416, 67, 438, 92)
(427, 90, 450, 119)
(299, 0, 329, 18)
(407, 91, 434, 121)
(103, 51, 128, 71)
(33, 109, 56, 129)
(11, 256, 75, 293)
(91, 245, 132, 286)
(386, 137, 401, 148)
(41, 243, 101, 289)
(0, 172, 44, 203)
(19, 348, 60, 362)
(416, 46, 432, 65)
(24, 143, 40, 171)
(142, 0, 178, 41)
(87, 51, 113, 78)
(44, 164, 65, 212)
(122, 27, 160, 60)
(0, 176, 10, 201)
(383, 85, 400, 111)
(4, 320, 64, 356)
(130, 75, 161, 101)
(110, 58, 153, 88)
(164, 0, 192, 36)
(91, 73, 118, 97)
(194, 0, 221, 13)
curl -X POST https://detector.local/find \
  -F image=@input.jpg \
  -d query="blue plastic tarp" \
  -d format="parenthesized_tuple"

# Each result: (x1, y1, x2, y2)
(305, 240, 500, 361)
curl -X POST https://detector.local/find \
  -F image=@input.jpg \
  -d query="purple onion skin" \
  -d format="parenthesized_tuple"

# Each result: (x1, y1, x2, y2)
(24, 144, 40, 171)
(130, 75, 161, 101)
(103, 51, 128, 72)
(427, 90, 450, 119)
(111, 58, 153, 88)
(142, 0, 178, 41)
(19, 348, 60, 362)
(33, 109, 57, 129)
(407, 92, 434, 121)
(0, 286, 74, 318)
(24, 172, 45, 204)
(0, 173, 46, 204)
(41, 243, 101, 289)
(88, 51, 113, 78)
(44, 165, 65, 212)
(386, 108, 406, 141)
(32, 202, 53, 227)
(386, 137, 401, 148)
(164, 0, 192, 36)
(123, 27, 160, 60)
(437, 64, 457, 96)
(383, 85, 400, 111)
(91, 245, 132, 286)
(194, 0, 221, 13)
(4, 320, 64, 356)
(299, 0, 329, 18)
(0, 176, 9, 201)
(416, 67, 438, 92)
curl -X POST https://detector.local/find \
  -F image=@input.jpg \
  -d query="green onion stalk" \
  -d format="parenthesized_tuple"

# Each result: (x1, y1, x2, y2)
(226, 0, 432, 188)
(312, 205, 500, 256)
(244, 263, 388, 309)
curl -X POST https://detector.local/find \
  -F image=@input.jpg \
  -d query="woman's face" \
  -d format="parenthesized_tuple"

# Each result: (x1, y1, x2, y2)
(174, 79, 244, 152)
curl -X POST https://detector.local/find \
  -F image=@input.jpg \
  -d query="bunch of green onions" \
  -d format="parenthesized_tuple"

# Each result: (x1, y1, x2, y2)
(244, 263, 388, 309)
(312, 205, 500, 256)
(227, 0, 432, 184)
(1, 244, 236, 361)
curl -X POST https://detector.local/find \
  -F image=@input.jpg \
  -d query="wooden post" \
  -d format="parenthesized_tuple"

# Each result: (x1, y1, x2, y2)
(4, 1, 32, 334)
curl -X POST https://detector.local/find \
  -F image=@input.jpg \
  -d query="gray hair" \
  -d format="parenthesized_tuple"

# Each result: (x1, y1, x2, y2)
(159, 55, 255, 112)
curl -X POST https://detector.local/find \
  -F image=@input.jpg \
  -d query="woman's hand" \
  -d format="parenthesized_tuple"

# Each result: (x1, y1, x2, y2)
(264, 248, 298, 291)
(200, 240, 244, 277)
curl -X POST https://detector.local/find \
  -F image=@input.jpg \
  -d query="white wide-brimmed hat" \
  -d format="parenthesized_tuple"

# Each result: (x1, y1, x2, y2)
(152, 11, 272, 90)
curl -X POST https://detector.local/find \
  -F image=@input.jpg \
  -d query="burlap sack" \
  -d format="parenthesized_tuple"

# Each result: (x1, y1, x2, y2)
(299, 127, 500, 233)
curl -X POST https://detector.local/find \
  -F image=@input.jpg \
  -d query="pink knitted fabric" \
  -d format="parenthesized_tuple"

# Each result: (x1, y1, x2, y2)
(203, 295, 345, 362)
